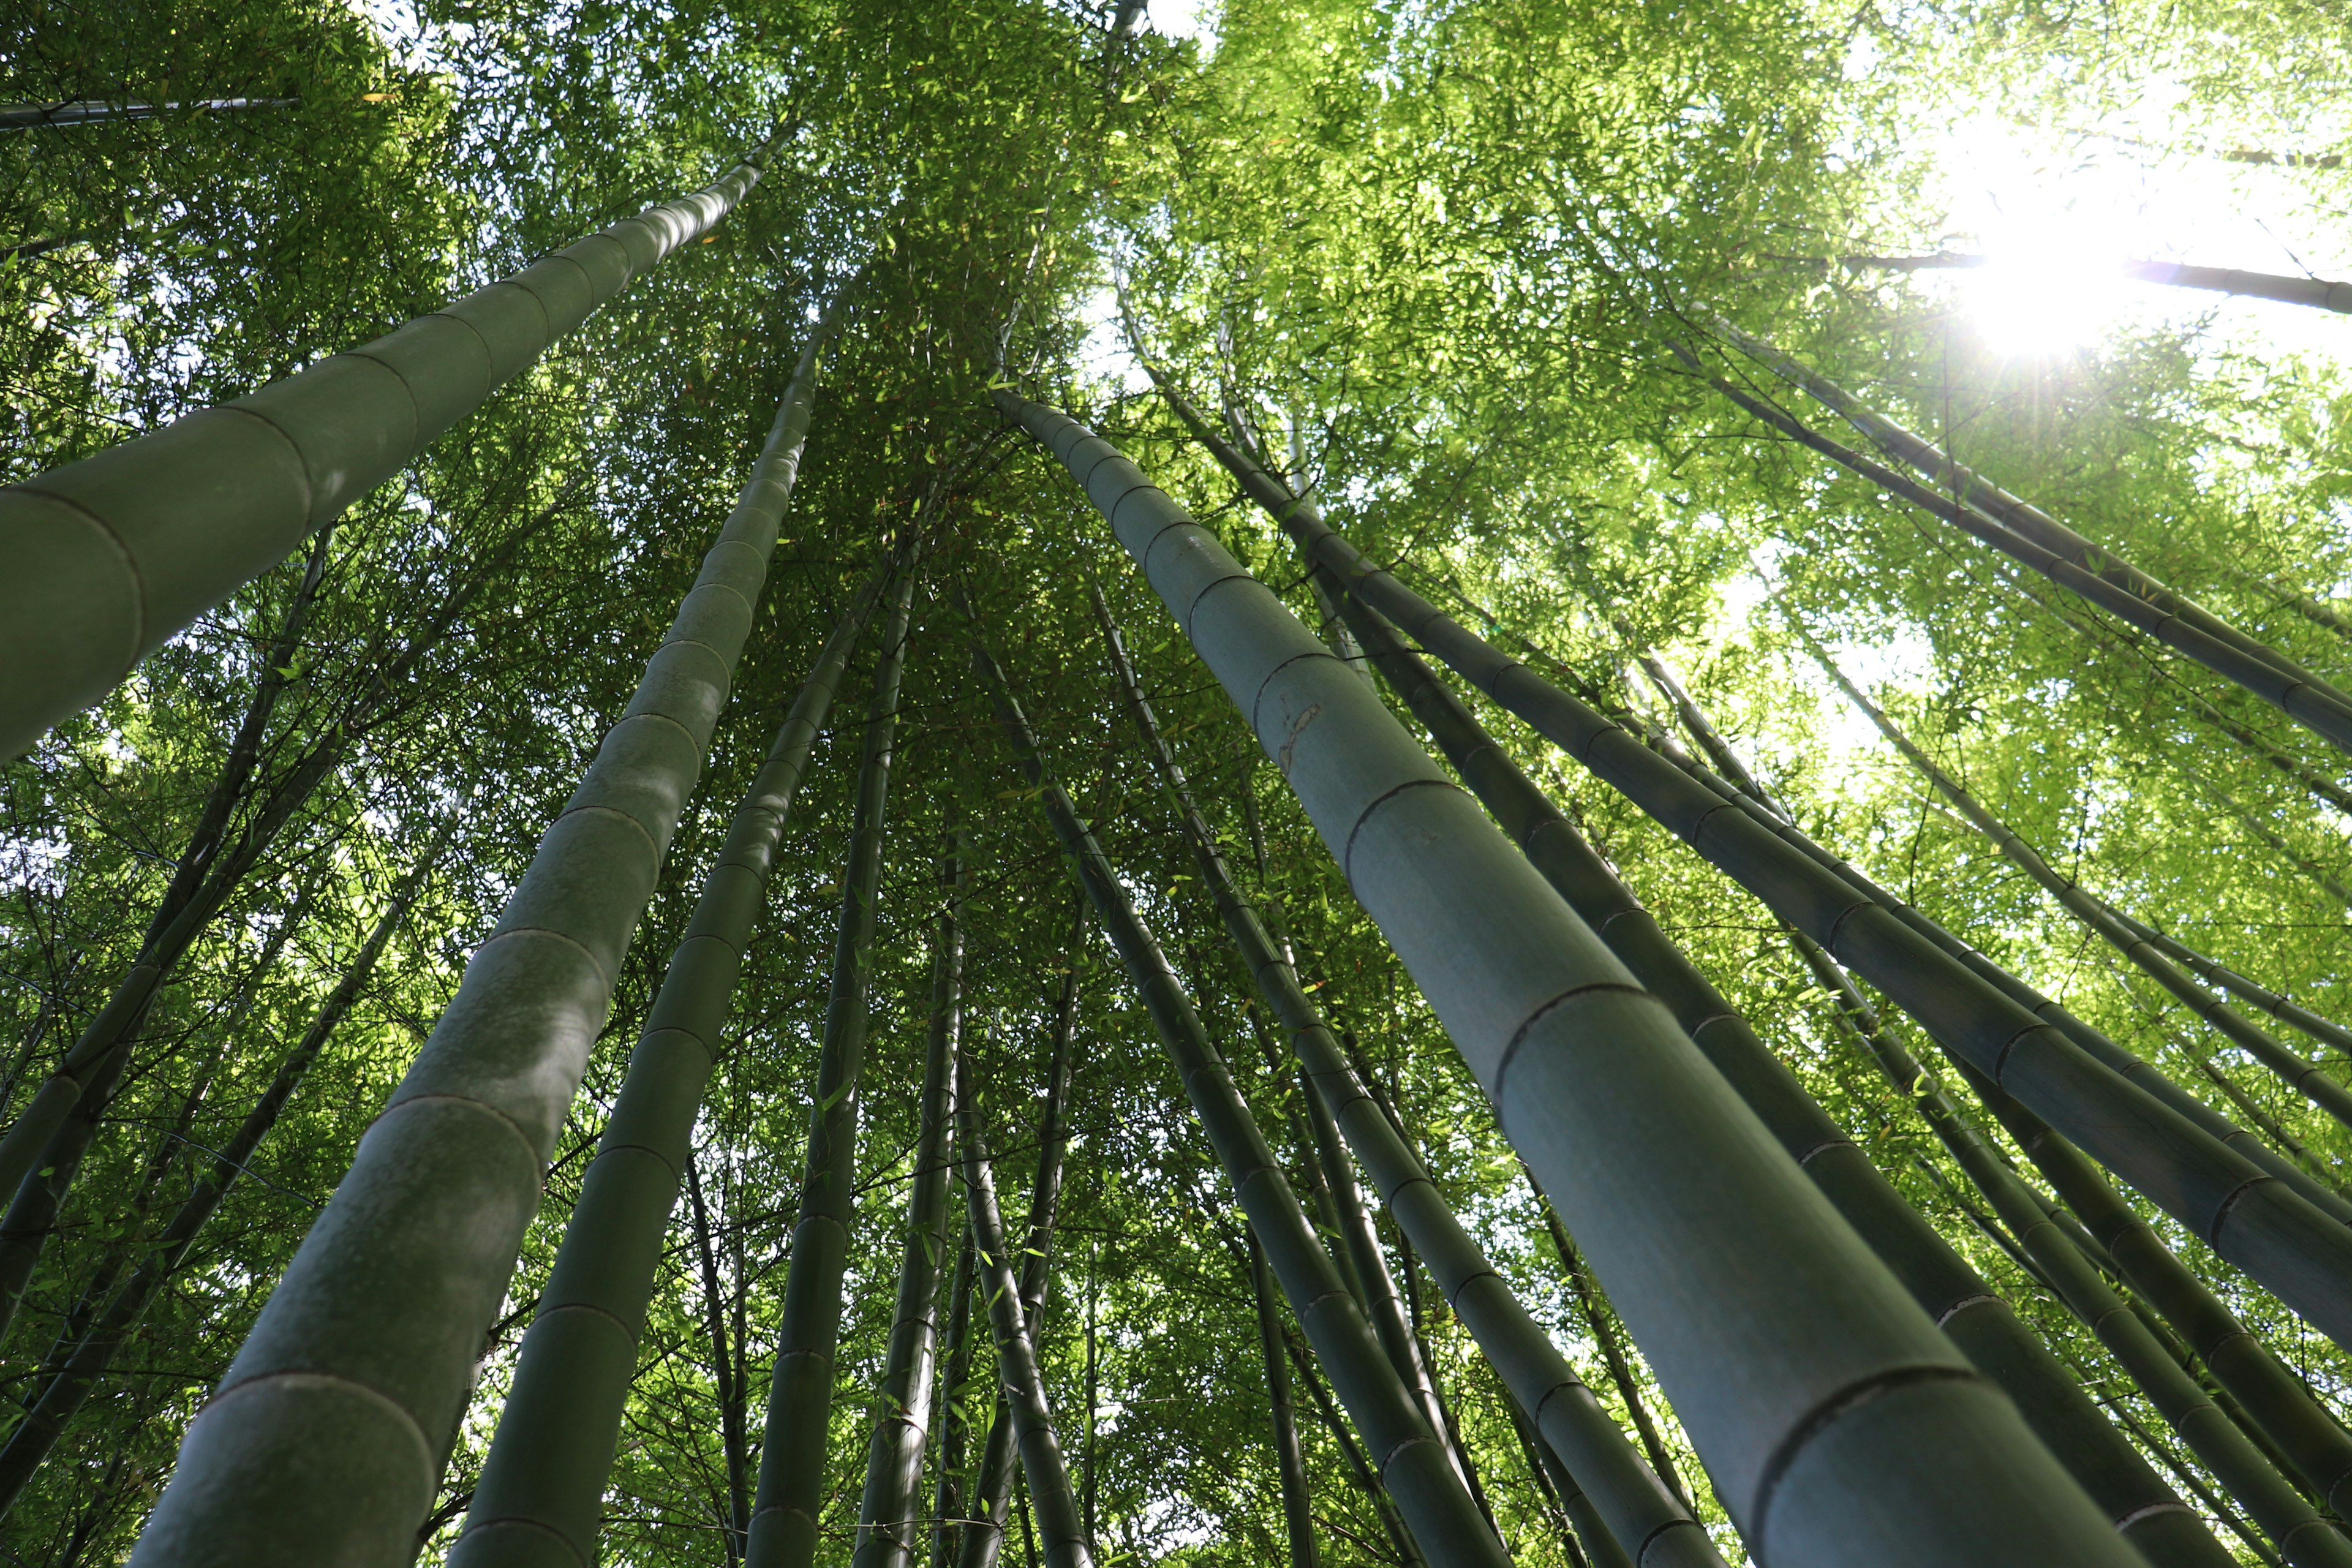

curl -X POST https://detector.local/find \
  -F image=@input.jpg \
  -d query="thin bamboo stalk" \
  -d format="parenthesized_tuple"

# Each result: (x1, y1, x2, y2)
(1319, 569, 2230, 1567)
(744, 557, 924, 1568)
(1843, 252, 2352, 315)
(1002, 387, 2141, 1567)
(1163, 373, 2352, 1355)
(1800, 630, 2352, 1129)
(854, 845, 968, 1568)
(1248, 1226, 1321, 1568)
(2104, 908, 2352, 1064)
(0, 132, 786, 757)
(957, 1071, 1094, 1568)
(930, 1230, 979, 1568)
(1692, 340, 2352, 759)
(126, 306, 840, 1568)
(1089, 586, 1721, 1568)
(968, 628, 1512, 1568)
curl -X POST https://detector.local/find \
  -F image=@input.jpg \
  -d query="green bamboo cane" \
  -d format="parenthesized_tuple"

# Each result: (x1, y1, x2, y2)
(742, 552, 922, 1568)
(1799, 628, 2352, 1130)
(1087, 586, 1722, 1568)
(449, 563, 887, 1564)
(124, 298, 841, 1568)
(956, 1063, 1094, 1568)
(1310, 571, 2236, 1568)
(0, 829, 447, 1515)
(854, 844, 968, 1568)
(1004, 385, 2147, 1566)
(1246, 1226, 1322, 1568)
(967, 626, 1513, 1568)
(1162, 374, 2352, 1357)
(929, 1230, 979, 1568)
(1687, 349, 2352, 760)
(2101, 908, 2352, 1064)
(1717, 321, 2352, 716)
(0, 134, 790, 759)
(959, 911, 1085, 1568)
(1953, 1061, 2352, 1526)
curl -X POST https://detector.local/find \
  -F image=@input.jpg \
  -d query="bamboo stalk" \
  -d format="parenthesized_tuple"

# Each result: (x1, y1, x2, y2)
(1800, 628, 2352, 1130)
(855, 843, 969, 1568)
(968, 624, 1513, 1568)
(1317, 567, 2231, 1567)
(745, 555, 924, 1568)
(1008, 385, 2143, 1567)
(1089, 583, 1722, 1568)
(1160, 371, 2352, 1356)
(0, 131, 788, 758)
(1842, 252, 2352, 315)
(957, 1067, 1095, 1568)
(125, 303, 840, 1568)
(1248, 1226, 1322, 1568)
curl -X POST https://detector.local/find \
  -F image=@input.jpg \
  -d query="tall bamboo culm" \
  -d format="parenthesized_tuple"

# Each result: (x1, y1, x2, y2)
(967, 626, 1514, 1568)
(450, 516, 884, 1564)
(126, 299, 844, 1568)
(956, 1068, 1093, 1568)
(1088, 586, 1712, 1568)
(1307, 564, 2234, 1568)
(1170, 378, 2352, 1355)
(1245, 1227, 1321, 1568)
(1003, 385, 2146, 1567)
(853, 842, 967, 1568)
(0, 135, 785, 758)
(744, 556, 923, 1568)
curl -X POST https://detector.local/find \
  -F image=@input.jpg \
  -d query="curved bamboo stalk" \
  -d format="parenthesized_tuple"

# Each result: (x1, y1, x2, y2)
(744, 557, 923, 1568)
(1089, 584, 1724, 1568)
(1006, 386, 2143, 1568)
(124, 303, 837, 1568)
(854, 844, 967, 1568)
(1164, 374, 2352, 1357)
(450, 535, 883, 1564)
(957, 1068, 1094, 1568)
(0, 830, 445, 1513)
(1314, 568, 2230, 1567)
(1799, 628, 2352, 1130)
(0, 132, 785, 758)
(968, 626, 1513, 1568)
(1692, 339, 2352, 759)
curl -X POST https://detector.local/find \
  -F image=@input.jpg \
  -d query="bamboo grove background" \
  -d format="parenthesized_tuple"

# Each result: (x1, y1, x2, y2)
(6, 0, 2352, 1562)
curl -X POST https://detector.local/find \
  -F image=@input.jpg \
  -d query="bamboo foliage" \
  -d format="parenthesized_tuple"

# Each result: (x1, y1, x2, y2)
(0, 131, 783, 758)
(121, 301, 840, 1568)
(745, 554, 922, 1568)
(1088, 586, 1721, 1568)
(998, 385, 2159, 1566)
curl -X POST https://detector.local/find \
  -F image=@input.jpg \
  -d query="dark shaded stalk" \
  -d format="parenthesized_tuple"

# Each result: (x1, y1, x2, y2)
(1248, 1226, 1320, 1568)
(957, 1066, 1093, 1568)
(1283, 1328, 1427, 1568)
(1502, 1385, 1604, 1568)
(854, 844, 967, 1568)
(685, 1154, 752, 1566)
(929, 1230, 978, 1568)
(744, 554, 922, 1568)
(1801, 630, 2352, 1131)
(967, 621, 1511, 1568)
